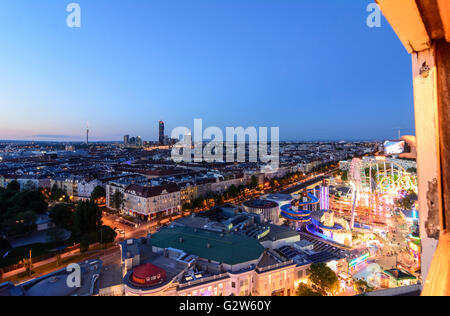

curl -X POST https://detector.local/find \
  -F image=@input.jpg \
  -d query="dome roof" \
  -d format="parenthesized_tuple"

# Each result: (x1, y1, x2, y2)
(130, 263, 167, 287)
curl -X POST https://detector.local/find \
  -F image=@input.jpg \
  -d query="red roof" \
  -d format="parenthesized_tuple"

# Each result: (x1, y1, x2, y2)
(131, 263, 167, 286)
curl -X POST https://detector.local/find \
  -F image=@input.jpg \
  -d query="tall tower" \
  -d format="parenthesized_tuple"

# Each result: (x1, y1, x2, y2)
(159, 121, 165, 145)
(86, 123, 89, 145)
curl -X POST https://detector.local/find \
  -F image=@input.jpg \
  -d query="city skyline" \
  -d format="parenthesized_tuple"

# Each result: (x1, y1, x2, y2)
(2, 0, 449, 298)
(0, 1, 415, 142)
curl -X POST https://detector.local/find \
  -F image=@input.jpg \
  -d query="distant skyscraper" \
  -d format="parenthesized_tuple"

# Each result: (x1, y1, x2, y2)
(124, 135, 130, 146)
(136, 136, 143, 147)
(159, 121, 165, 145)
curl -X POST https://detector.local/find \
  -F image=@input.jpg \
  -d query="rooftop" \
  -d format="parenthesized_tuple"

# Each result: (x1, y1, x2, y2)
(150, 226, 265, 265)
(259, 224, 299, 242)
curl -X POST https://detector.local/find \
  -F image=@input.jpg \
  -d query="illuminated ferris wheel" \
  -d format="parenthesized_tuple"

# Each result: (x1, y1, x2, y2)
(362, 157, 417, 193)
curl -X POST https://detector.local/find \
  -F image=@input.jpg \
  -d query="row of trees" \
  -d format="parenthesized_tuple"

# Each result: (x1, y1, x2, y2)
(0, 181, 48, 236)
(181, 171, 310, 213)
(0, 181, 113, 246)
(181, 176, 261, 213)
(49, 199, 116, 251)
(46, 184, 106, 203)
(267, 171, 307, 191)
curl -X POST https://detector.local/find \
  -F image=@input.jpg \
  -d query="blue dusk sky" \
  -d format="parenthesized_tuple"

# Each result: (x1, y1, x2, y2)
(0, 0, 415, 142)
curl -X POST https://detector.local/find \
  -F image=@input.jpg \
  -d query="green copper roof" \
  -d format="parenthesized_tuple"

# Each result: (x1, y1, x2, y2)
(151, 226, 265, 265)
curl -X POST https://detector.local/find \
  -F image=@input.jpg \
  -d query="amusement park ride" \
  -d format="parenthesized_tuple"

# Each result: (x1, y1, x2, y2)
(280, 156, 418, 248)
(336, 157, 418, 228)
(280, 183, 353, 247)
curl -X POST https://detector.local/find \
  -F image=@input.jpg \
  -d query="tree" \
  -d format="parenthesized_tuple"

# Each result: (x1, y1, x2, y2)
(49, 203, 73, 230)
(216, 195, 225, 205)
(6, 180, 20, 193)
(341, 170, 348, 182)
(308, 263, 340, 295)
(182, 203, 192, 212)
(50, 184, 65, 201)
(269, 179, 280, 190)
(2, 209, 38, 235)
(99, 225, 117, 245)
(111, 191, 124, 210)
(80, 239, 90, 253)
(8, 190, 48, 214)
(192, 198, 203, 209)
(296, 283, 323, 296)
(74, 200, 102, 236)
(0, 237, 10, 250)
(227, 185, 238, 198)
(91, 186, 106, 202)
(0, 188, 50, 235)
(354, 279, 374, 294)
(250, 176, 258, 189)
(395, 196, 414, 210)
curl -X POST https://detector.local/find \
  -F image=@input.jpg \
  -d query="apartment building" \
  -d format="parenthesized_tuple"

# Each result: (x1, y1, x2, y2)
(77, 179, 103, 198)
(180, 182, 198, 205)
(123, 183, 181, 220)
(50, 176, 83, 197)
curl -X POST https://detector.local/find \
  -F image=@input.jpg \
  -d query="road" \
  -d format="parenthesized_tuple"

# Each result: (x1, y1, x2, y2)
(3, 245, 120, 281)
(101, 171, 338, 241)
(280, 174, 333, 195)
(102, 212, 182, 240)
(4, 170, 339, 282)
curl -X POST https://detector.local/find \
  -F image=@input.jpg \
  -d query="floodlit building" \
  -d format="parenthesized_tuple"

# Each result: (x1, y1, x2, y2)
(123, 183, 181, 220)
(120, 226, 310, 296)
